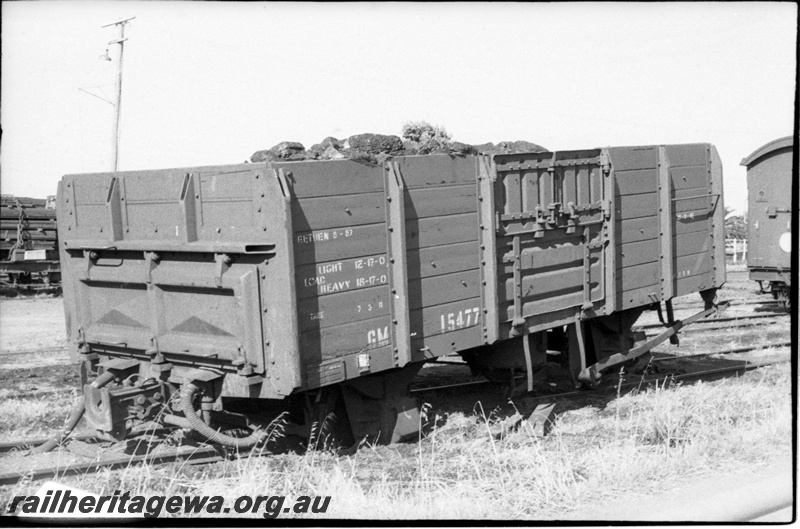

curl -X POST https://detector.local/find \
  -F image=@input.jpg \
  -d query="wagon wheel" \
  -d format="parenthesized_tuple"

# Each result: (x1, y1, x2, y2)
(776, 289, 790, 312)
(305, 386, 354, 451)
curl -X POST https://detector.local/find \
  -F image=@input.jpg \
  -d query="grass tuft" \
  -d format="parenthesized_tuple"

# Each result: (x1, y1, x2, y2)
(0, 364, 790, 519)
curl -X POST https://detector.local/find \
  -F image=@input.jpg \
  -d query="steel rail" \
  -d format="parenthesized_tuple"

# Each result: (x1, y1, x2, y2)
(0, 361, 789, 486)
(0, 435, 101, 455)
(672, 299, 779, 309)
(0, 346, 68, 358)
(515, 358, 791, 405)
(412, 348, 791, 397)
(410, 378, 489, 394)
(0, 445, 222, 486)
(0, 425, 178, 457)
(650, 341, 792, 362)
(654, 318, 781, 335)
(2, 388, 78, 401)
(635, 312, 785, 330)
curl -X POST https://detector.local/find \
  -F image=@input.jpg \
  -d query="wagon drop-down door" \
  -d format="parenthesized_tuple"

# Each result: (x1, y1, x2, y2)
(492, 150, 611, 337)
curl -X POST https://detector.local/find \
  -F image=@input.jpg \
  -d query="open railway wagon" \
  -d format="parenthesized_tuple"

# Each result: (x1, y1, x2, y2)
(0, 195, 60, 293)
(741, 136, 794, 311)
(55, 143, 726, 447)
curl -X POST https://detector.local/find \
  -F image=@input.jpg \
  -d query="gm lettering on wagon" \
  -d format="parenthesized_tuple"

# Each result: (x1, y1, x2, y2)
(365, 306, 482, 347)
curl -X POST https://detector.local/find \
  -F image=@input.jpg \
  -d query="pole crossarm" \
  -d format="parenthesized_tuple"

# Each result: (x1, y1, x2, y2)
(101, 16, 135, 28)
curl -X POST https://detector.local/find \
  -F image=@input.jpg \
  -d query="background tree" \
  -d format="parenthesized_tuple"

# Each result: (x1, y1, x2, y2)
(724, 207, 747, 240)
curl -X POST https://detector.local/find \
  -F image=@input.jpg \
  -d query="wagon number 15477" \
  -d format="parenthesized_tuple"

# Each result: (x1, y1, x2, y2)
(440, 307, 481, 333)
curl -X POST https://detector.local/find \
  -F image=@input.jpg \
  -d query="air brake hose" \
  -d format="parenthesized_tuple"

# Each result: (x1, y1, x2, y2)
(30, 370, 117, 454)
(179, 383, 266, 449)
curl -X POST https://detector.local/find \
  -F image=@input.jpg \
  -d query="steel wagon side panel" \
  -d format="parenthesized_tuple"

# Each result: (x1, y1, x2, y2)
(282, 155, 486, 386)
(394, 155, 484, 363)
(273, 159, 392, 389)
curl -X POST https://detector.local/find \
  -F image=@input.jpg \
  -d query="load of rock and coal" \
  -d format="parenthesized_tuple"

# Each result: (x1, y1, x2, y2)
(250, 134, 547, 164)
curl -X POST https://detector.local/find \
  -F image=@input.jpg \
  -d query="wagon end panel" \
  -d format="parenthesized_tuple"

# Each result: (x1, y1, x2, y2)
(58, 164, 300, 399)
(744, 138, 793, 277)
(607, 144, 722, 307)
(493, 149, 610, 338)
(660, 144, 723, 298)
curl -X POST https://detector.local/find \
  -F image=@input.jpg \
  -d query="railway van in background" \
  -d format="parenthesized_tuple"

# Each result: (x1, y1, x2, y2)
(741, 136, 794, 311)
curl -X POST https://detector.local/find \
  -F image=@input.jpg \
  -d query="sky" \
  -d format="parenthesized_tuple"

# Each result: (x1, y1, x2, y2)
(1, 2, 797, 214)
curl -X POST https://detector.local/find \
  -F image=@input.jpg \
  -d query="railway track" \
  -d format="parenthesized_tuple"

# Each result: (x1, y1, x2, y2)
(671, 300, 781, 313)
(637, 315, 788, 337)
(649, 341, 792, 362)
(0, 425, 177, 455)
(516, 357, 791, 406)
(0, 444, 223, 486)
(1, 388, 78, 400)
(663, 318, 782, 335)
(635, 311, 786, 331)
(413, 340, 791, 394)
(0, 303, 789, 489)
(0, 343, 790, 487)
(2, 311, 789, 402)
(0, 311, 787, 362)
(1, 356, 787, 488)
(0, 434, 100, 455)
(0, 346, 67, 358)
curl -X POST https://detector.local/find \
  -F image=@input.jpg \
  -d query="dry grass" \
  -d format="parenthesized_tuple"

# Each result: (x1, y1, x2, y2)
(0, 266, 790, 519)
(0, 392, 77, 441)
(1, 362, 790, 519)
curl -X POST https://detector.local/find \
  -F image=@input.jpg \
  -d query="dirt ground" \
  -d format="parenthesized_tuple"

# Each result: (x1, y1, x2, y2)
(0, 263, 792, 521)
(0, 296, 66, 353)
(565, 454, 793, 522)
(0, 297, 70, 394)
(0, 264, 789, 406)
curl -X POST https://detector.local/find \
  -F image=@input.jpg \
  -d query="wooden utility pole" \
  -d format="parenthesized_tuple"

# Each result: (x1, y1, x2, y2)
(102, 17, 135, 171)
